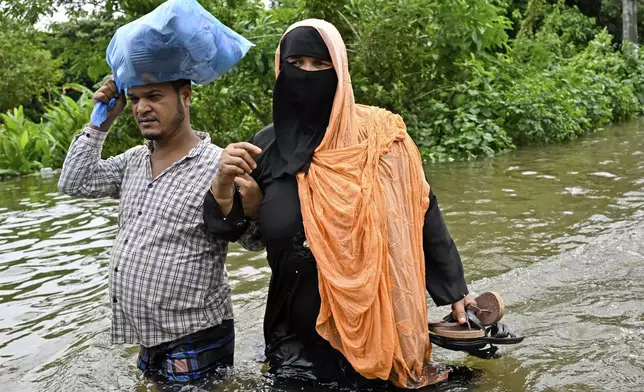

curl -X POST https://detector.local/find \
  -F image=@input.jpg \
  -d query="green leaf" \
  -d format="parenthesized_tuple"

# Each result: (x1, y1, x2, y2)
(0, 169, 20, 177)
(19, 130, 29, 150)
(471, 30, 482, 51)
(63, 83, 94, 96)
(453, 94, 466, 107)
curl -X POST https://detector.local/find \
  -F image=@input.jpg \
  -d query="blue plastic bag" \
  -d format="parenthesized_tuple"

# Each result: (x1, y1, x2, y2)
(91, 0, 253, 127)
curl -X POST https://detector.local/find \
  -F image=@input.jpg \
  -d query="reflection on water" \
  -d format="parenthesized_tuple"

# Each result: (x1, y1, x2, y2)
(1, 120, 644, 391)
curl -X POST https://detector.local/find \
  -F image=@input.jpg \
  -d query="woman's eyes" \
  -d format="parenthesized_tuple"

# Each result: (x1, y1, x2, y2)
(287, 58, 331, 68)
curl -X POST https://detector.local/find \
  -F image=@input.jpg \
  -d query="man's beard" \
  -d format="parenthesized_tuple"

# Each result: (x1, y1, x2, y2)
(143, 95, 185, 141)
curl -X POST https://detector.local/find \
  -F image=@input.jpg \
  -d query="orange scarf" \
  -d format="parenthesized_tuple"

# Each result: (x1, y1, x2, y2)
(275, 19, 449, 388)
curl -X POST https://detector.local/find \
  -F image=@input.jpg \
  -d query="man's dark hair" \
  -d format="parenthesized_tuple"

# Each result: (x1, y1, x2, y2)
(170, 79, 190, 124)
(171, 79, 191, 92)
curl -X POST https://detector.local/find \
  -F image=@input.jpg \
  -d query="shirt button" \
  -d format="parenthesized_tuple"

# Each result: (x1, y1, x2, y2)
(113, 297, 118, 303)
(124, 239, 129, 244)
(148, 184, 153, 189)
(137, 211, 142, 216)
(85, 133, 90, 138)
(114, 267, 118, 272)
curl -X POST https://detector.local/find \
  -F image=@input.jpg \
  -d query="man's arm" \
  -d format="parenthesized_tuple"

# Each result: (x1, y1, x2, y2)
(204, 139, 265, 250)
(58, 126, 128, 199)
(58, 76, 129, 199)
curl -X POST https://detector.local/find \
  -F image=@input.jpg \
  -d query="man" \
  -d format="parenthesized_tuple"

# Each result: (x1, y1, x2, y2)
(58, 76, 261, 383)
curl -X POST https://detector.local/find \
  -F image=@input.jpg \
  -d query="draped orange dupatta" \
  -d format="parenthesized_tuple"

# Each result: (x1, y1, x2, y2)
(275, 19, 449, 388)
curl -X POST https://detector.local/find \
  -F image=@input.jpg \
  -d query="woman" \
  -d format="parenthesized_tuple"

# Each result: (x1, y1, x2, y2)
(204, 19, 475, 389)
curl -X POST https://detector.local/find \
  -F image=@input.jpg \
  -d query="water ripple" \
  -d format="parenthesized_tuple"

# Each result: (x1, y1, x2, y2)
(1, 120, 644, 391)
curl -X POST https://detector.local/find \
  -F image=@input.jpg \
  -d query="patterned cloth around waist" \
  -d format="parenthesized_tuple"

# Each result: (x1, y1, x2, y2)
(138, 319, 235, 382)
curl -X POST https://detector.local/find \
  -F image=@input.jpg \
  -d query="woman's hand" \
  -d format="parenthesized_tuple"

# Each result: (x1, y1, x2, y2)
(451, 295, 477, 324)
(234, 174, 262, 218)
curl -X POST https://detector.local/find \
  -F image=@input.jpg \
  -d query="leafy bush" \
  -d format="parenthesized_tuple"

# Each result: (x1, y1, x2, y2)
(0, 84, 144, 175)
(42, 84, 95, 167)
(1, 0, 644, 174)
(47, 16, 124, 84)
(569, 30, 642, 121)
(411, 56, 515, 162)
(0, 106, 57, 174)
(0, 20, 62, 117)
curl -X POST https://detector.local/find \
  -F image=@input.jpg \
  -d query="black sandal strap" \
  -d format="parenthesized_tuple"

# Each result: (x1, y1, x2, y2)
(466, 309, 486, 331)
(462, 344, 499, 359)
(441, 309, 486, 329)
(429, 334, 499, 359)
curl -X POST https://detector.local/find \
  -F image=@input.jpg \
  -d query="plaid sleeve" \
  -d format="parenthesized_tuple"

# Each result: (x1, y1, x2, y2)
(58, 125, 128, 199)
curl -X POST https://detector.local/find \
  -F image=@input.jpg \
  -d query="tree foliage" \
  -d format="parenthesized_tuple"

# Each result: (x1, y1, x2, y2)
(0, 19, 62, 117)
(1, 0, 644, 174)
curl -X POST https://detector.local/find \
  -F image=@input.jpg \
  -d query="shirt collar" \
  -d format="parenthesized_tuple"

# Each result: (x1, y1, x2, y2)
(144, 131, 211, 159)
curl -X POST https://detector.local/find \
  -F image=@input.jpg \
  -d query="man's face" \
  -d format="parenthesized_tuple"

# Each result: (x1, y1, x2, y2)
(127, 82, 189, 140)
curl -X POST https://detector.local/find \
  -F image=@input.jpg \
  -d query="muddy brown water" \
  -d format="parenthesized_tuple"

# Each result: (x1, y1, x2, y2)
(1, 120, 643, 391)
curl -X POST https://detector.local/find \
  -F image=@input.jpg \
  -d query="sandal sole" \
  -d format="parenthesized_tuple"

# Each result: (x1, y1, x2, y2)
(472, 291, 505, 326)
(428, 327, 486, 339)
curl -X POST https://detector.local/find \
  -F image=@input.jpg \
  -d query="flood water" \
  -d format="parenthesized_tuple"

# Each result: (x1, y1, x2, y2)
(1, 120, 643, 392)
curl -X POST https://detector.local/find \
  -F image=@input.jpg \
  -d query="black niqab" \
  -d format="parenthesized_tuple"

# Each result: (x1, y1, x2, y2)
(269, 27, 338, 178)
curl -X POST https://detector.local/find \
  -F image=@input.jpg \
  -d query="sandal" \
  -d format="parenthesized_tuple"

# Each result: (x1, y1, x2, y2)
(428, 292, 524, 359)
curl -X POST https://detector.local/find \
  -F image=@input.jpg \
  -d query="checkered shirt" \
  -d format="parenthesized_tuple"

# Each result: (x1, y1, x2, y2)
(58, 125, 233, 347)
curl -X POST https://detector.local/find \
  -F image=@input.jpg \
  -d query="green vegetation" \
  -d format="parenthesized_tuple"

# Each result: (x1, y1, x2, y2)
(1, 0, 643, 175)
